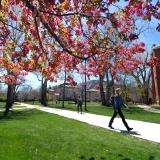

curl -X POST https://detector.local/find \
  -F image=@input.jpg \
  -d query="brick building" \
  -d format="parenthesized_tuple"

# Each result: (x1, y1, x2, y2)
(151, 46, 160, 104)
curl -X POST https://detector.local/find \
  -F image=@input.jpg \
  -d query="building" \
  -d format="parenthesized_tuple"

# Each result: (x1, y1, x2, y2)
(151, 46, 160, 104)
(87, 89, 101, 102)
(50, 83, 80, 101)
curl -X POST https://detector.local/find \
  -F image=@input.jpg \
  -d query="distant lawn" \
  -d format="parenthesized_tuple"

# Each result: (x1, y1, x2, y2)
(0, 109, 159, 160)
(0, 102, 25, 110)
(0, 102, 6, 109)
(27, 101, 160, 124)
(151, 104, 160, 110)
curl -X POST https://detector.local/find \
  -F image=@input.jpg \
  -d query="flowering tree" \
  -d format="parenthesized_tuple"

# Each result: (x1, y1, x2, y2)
(0, 0, 159, 113)
(0, 7, 28, 115)
(0, 0, 159, 74)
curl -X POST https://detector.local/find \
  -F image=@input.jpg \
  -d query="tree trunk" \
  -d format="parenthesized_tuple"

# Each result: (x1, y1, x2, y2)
(122, 75, 128, 104)
(134, 78, 150, 104)
(99, 75, 106, 106)
(41, 78, 48, 106)
(4, 84, 15, 116)
(141, 86, 149, 104)
(105, 69, 114, 106)
(105, 71, 111, 106)
(111, 74, 115, 95)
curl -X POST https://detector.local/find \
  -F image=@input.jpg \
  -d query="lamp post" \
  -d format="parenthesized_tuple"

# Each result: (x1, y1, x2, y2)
(84, 57, 87, 111)
(62, 70, 67, 108)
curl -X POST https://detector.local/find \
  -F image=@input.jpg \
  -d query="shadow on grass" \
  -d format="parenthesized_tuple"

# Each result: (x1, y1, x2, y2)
(79, 154, 156, 160)
(149, 155, 155, 160)
(118, 154, 131, 160)
(79, 155, 134, 160)
(0, 109, 40, 121)
(118, 154, 156, 160)
(79, 155, 107, 160)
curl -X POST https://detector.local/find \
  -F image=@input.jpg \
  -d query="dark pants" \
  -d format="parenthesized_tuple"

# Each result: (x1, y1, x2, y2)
(77, 103, 82, 113)
(109, 109, 130, 130)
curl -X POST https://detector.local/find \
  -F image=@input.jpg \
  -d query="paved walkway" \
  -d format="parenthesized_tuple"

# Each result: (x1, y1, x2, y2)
(18, 103, 160, 143)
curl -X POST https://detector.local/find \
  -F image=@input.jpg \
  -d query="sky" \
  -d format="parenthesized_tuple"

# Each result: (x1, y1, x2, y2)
(23, 72, 63, 89)
(138, 19, 160, 50)
(23, 71, 93, 89)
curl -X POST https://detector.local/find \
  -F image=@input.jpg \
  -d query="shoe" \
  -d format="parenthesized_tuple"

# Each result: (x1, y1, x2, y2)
(127, 128, 133, 132)
(108, 125, 114, 129)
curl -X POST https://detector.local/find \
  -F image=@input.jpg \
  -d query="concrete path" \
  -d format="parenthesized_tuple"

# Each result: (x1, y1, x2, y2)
(19, 103, 160, 143)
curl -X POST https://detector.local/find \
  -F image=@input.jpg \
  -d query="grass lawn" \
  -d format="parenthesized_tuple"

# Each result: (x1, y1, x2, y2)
(151, 104, 160, 110)
(0, 109, 160, 160)
(0, 102, 25, 110)
(0, 102, 6, 109)
(28, 101, 160, 124)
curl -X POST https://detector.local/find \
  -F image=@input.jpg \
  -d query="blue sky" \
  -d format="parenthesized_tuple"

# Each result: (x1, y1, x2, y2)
(138, 18, 160, 50)
(24, 71, 86, 89)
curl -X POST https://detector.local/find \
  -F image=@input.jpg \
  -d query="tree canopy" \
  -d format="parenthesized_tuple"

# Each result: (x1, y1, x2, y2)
(0, 0, 159, 84)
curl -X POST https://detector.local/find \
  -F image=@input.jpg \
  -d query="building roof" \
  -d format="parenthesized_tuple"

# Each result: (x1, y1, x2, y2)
(87, 89, 100, 92)
(152, 46, 160, 50)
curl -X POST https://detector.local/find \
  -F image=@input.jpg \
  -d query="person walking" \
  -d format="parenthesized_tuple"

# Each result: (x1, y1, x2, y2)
(77, 96, 83, 114)
(108, 88, 133, 132)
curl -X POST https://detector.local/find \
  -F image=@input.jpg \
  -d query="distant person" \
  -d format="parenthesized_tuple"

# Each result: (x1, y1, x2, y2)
(32, 97, 36, 104)
(108, 88, 133, 132)
(77, 96, 83, 114)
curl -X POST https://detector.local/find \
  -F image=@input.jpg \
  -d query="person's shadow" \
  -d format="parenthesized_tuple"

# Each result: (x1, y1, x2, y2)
(121, 130, 141, 136)
(114, 129, 141, 136)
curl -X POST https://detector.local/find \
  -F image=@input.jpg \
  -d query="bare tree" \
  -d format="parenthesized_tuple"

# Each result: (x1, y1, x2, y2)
(128, 52, 151, 104)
